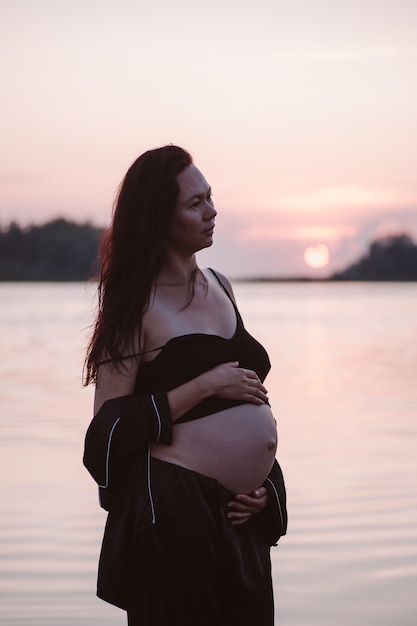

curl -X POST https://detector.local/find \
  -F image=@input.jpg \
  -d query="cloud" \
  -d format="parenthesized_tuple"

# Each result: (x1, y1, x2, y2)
(276, 185, 417, 214)
(269, 47, 417, 65)
(370, 46, 417, 61)
(237, 224, 356, 242)
(198, 201, 417, 278)
(0, 173, 45, 185)
(270, 48, 362, 64)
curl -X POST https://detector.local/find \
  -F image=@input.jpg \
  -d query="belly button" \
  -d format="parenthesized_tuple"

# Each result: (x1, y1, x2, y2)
(267, 439, 276, 451)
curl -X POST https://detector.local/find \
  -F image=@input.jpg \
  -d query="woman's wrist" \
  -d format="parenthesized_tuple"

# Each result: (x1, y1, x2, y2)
(167, 373, 213, 422)
(193, 370, 215, 401)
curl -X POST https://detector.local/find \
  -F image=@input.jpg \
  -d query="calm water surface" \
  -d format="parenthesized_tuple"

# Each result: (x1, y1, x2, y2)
(0, 282, 416, 625)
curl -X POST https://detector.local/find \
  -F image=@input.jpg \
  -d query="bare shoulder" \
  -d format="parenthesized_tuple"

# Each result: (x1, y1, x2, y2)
(203, 267, 236, 303)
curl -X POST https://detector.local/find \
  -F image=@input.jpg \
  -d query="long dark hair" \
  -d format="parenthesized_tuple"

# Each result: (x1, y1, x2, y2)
(84, 145, 193, 385)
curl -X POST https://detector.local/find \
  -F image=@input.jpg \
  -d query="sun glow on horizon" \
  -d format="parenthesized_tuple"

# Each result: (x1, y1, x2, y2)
(1, 2, 416, 277)
(304, 244, 330, 269)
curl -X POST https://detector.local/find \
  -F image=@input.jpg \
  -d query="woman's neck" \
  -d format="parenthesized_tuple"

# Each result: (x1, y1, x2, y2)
(159, 257, 199, 285)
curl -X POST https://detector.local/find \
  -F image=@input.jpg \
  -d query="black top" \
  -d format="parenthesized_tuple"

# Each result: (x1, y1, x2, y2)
(134, 270, 271, 422)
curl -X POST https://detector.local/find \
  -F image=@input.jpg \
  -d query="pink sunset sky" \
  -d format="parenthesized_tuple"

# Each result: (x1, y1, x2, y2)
(1, 0, 416, 277)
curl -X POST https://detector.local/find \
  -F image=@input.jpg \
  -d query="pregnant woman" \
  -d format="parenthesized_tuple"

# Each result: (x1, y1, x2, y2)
(83, 145, 287, 626)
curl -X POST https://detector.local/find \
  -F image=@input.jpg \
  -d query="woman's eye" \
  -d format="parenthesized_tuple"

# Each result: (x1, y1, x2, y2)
(190, 192, 212, 208)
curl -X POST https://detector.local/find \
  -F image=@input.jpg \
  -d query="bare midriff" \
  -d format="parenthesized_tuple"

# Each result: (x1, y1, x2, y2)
(150, 403, 277, 494)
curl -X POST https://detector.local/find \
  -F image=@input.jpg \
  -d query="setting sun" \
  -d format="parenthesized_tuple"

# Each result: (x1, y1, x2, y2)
(304, 244, 330, 269)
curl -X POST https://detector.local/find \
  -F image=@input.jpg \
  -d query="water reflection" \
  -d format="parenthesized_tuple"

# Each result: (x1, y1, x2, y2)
(0, 282, 416, 626)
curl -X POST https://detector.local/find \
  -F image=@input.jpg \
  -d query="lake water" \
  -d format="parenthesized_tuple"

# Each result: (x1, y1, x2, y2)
(0, 281, 416, 626)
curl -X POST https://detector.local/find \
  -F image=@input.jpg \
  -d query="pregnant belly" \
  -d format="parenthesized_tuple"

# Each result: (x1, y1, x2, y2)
(150, 403, 277, 494)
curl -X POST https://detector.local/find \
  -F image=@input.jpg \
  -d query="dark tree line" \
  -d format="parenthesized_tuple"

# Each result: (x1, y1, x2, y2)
(1, 219, 416, 281)
(331, 234, 417, 281)
(0, 218, 103, 280)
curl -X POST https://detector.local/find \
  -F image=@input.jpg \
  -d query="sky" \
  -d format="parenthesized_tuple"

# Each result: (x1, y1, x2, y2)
(1, 0, 416, 277)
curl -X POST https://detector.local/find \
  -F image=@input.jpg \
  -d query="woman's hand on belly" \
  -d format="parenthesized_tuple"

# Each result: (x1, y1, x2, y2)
(152, 403, 277, 494)
(167, 361, 268, 422)
(226, 487, 268, 525)
(198, 361, 269, 406)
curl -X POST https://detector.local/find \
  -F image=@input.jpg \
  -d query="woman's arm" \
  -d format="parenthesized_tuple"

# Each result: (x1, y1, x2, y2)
(167, 360, 268, 420)
(86, 354, 269, 509)
(94, 358, 268, 421)
(94, 356, 140, 414)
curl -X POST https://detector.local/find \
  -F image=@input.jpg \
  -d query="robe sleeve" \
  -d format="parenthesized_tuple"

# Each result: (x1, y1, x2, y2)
(83, 392, 172, 510)
(254, 459, 288, 546)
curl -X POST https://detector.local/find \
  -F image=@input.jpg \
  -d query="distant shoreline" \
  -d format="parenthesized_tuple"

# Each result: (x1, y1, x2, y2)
(1, 220, 416, 282)
(233, 276, 417, 283)
(0, 276, 417, 285)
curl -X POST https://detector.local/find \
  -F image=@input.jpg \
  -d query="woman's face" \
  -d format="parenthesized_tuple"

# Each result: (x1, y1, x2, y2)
(167, 164, 217, 255)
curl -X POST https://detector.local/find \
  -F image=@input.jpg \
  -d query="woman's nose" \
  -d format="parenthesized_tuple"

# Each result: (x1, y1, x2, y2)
(206, 203, 217, 218)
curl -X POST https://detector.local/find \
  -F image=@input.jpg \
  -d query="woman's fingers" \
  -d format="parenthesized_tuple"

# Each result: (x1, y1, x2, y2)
(211, 363, 268, 403)
(243, 389, 269, 405)
(245, 377, 269, 404)
(227, 512, 252, 525)
(240, 369, 268, 394)
(226, 488, 268, 525)
(244, 370, 268, 392)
